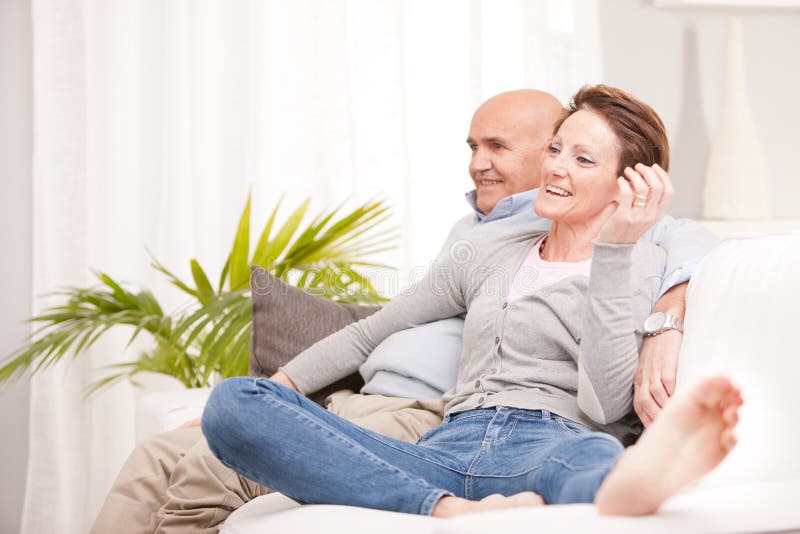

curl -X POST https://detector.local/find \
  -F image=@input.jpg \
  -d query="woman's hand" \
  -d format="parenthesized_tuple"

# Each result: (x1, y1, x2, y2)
(596, 163, 674, 244)
(269, 370, 300, 392)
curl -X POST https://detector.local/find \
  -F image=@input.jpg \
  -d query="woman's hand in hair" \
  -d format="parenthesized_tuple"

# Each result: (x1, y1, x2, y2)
(596, 163, 674, 245)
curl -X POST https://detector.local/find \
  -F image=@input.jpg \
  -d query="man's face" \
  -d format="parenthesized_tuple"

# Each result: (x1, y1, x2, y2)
(466, 100, 551, 215)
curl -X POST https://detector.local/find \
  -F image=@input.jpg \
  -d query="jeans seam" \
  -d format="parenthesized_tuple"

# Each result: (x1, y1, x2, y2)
(211, 452, 309, 506)
(543, 456, 616, 471)
(467, 464, 544, 479)
(420, 488, 454, 516)
(268, 393, 465, 475)
(237, 385, 465, 512)
(447, 412, 492, 424)
(489, 414, 522, 443)
(260, 386, 467, 475)
(250, 377, 261, 394)
(206, 431, 311, 506)
(555, 418, 581, 435)
(464, 409, 501, 498)
(260, 391, 448, 484)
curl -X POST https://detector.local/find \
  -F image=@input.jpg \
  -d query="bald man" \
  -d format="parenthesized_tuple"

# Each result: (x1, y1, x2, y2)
(468, 89, 563, 215)
(92, 90, 717, 533)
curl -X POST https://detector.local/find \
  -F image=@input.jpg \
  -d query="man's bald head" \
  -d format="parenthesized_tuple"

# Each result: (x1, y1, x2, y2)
(474, 90, 564, 139)
(467, 89, 564, 215)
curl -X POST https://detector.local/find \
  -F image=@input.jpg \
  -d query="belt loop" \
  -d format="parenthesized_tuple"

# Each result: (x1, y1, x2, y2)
(541, 409, 551, 420)
(444, 413, 452, 423)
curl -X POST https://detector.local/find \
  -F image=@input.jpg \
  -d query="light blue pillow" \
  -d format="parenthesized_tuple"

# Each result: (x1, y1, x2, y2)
(359, 317, 464, 399)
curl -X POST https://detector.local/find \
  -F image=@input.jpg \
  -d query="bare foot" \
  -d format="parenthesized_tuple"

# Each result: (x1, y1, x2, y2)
(595, 375, 743, 516)
(431, 492, 544, 518)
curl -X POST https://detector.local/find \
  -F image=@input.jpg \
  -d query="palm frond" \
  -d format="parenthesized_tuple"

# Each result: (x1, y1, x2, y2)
(190, 259, 216, 304)
(275, 199, 400, 276)
(229, 193, 252, 291)
(251, 194, 285, 269)
(253, 198, 312, 274)
(147, 247, 198, 299)
(1, 195, 398, 398)
(0, 271, 171, 384)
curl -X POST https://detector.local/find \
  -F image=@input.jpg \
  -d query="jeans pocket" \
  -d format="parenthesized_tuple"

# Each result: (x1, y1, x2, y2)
(555, 417, 588, 435)
(415, 425, 440, 444)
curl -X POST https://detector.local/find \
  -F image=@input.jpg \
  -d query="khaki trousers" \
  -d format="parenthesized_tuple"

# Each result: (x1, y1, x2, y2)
(91, 392, 445, 534)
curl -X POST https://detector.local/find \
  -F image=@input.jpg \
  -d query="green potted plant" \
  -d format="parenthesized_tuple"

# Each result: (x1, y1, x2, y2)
(0, 194, 398, 396)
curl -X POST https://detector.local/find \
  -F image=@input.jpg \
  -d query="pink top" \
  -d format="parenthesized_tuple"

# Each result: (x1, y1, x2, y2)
(507, 235, 592, 303)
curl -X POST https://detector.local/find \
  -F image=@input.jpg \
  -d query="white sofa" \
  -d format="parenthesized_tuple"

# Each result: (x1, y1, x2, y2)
(141, 234, 800, 533)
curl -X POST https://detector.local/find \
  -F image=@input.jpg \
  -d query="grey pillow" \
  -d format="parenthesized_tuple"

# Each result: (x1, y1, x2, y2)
(249, 266, 381, 405)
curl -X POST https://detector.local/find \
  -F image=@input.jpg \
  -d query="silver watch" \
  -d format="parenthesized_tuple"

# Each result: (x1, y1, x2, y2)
(643, 311, 684, 337)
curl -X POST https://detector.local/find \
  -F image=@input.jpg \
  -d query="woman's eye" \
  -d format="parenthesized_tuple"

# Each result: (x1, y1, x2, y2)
(577, 156, 594, 164)
(547, 145, 560, 154)
(493, 142, 503, 149)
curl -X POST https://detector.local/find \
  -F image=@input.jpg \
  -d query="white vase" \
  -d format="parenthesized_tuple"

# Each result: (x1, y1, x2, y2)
(702, 17, 771, 219)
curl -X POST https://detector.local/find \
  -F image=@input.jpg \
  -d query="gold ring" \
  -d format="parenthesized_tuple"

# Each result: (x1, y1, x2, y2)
(634, 194, 648, 201)
(633, 200, 647, 207)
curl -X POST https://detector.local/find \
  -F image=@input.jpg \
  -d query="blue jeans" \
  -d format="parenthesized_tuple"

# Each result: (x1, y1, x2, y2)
(202, 377, 624, 516)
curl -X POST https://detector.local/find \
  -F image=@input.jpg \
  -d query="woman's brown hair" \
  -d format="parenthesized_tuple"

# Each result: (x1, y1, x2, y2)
(553, 85, 669, 174)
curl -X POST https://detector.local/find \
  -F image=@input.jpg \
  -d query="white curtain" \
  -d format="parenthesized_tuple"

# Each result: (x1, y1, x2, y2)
(22, 1, 602, 531)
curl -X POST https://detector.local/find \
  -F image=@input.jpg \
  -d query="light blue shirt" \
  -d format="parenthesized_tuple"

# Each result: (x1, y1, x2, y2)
(465, 188, 539, 223)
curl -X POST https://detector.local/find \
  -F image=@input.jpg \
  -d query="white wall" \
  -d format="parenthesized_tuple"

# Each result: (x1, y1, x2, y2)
(0, 0, 32, 532)
(599, 0, 800, 219)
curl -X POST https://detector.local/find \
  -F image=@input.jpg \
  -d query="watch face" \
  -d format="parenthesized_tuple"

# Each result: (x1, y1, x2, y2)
(644, 311, 666, 333)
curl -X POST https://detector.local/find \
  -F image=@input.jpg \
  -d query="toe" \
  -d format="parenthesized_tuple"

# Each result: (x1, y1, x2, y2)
(526, 492, 545, 506)
(694, 375, 735, 408)
(721, 428, 738, 452)
(722, 405, 739, 426)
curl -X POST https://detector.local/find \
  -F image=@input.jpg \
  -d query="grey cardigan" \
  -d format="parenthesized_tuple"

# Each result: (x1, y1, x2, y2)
(282, 210, 666, 443)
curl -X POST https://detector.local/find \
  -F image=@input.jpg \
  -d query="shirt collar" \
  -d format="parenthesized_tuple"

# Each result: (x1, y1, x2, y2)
(465, 188, 539, 223)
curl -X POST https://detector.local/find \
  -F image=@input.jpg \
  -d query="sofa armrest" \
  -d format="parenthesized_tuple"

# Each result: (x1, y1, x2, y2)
(135, 387, 212, 443)
(678, 234, 800, 488)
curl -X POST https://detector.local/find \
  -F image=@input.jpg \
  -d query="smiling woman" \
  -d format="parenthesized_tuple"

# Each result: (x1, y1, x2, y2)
(536, 109, 622, 228)
(535, 85, 673, 261)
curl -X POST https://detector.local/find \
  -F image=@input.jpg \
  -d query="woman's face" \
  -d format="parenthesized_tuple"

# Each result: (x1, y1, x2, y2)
(534, 109, 621, 224)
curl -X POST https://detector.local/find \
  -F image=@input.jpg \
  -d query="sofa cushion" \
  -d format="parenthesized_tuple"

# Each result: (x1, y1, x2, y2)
(221, 479, 800, 534)
(249, 266, 381, 404)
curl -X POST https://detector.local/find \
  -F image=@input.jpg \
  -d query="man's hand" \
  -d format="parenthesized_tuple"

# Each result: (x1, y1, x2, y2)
(178, 417, 202, 428)
(634, 330, 682, 426)
(633, 282, 687, 426)
(269, 370, 300, 392)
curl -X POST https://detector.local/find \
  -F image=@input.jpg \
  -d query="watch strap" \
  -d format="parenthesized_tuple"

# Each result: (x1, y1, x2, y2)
(644, 312, 684, 337)
(664, 313, 684, 333)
